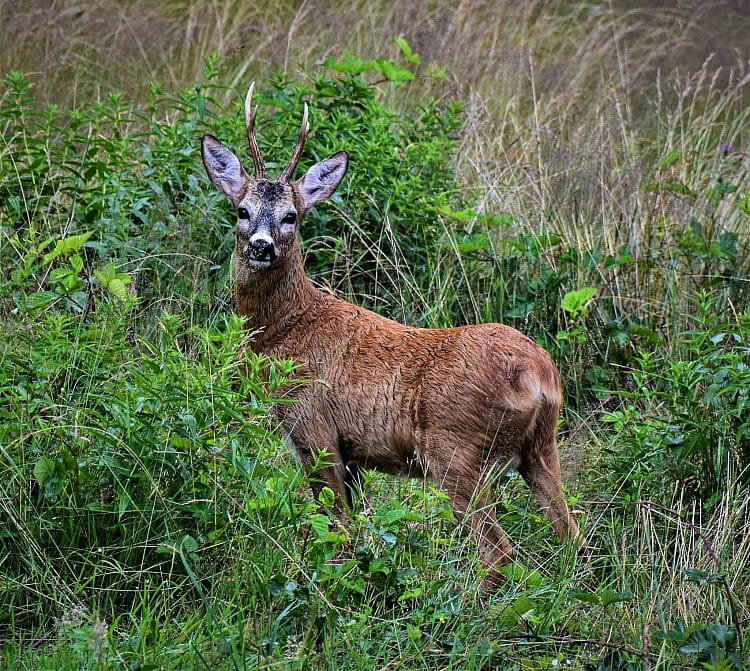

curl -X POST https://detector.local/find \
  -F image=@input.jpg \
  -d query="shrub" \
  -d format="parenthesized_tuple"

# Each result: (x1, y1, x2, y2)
(0, 59, 464, 324)
(0, 310, 294, 628)
(602, 293, 750, 506)
(0, 54, 468, 634)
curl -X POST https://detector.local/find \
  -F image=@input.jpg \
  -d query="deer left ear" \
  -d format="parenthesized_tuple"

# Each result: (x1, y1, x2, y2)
(295, 151, 348, 211)
(201, 134, 248, 203)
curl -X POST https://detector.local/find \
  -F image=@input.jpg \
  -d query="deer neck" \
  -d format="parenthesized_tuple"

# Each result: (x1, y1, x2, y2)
(235, 244, 318, 352)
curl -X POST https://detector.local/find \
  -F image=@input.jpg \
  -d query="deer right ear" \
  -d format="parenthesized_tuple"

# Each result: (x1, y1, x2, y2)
(296, 151, 349, 211)
(201, 134, 247, 203)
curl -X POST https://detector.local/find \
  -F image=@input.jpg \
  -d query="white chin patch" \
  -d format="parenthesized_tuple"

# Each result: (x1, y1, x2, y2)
(246, 259, 272, 270)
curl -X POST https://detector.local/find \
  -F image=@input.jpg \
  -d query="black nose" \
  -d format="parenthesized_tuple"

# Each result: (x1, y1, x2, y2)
(250, 238, 277, 262)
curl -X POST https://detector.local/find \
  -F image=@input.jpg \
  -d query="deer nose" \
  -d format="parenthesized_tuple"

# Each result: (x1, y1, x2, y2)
(249, 234, 277, 262)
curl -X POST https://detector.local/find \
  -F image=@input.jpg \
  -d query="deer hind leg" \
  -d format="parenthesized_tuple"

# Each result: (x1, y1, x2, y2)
(431, 441, 515, 589)
(518, 423, 581, 543)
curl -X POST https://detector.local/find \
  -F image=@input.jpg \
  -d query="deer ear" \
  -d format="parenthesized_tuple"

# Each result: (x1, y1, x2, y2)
(201, 134, 247, 202)
(295, 151, 348, 211)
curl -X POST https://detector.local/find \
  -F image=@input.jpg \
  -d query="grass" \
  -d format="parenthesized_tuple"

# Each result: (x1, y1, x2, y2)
(1, 0, 749, 669)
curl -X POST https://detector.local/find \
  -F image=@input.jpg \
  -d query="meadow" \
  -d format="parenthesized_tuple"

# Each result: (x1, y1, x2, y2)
(1, 1, 749, 668)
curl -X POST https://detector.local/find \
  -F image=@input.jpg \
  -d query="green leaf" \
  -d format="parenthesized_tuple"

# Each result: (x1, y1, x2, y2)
(499, 562, 525, 581)
(480, 212, 517, 227)
(321, 50, 376, 75)
(68, 254, 84, 274)
(513, 596, 535, 618)
(663, 179, 696, 197)
(42, 232, 93, 265)
(705, 179, 737, 203)
(170, 435, 193, 449)
(427, 64, 450, 81)
(108, 278, 129, 302)
(372, 59, 414, 84)
(317, 486, 335, 507)
(48, 267, 74, 283)
(375, 507, 407, 527)
(33, 457, 56, 486)
(180, 535, 199, 554)
(307, 513, 331, 540)
(395, 36, 421, 65)
(117, 490, 130, 521)
(435, 206, 479, 221)
(718, 231, 738, 258)
(155, 543, 177, 556)
(658, 150, 682, 170)
(494, 605, 520, 628)
(24, 291, 59, 310)
(455, 233, 491, 253)
(598, 589, 632, 606)
(569, 588, 600, 604)
(95, 263, 132, 303)
(561, 287, 596, 317)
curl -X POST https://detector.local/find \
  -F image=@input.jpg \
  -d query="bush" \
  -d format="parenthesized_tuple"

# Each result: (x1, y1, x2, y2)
(0, 59, 464, 323)
(603, 293, 750, 506)
(0, 55, 468, 634)
(0, 310, 295, 628)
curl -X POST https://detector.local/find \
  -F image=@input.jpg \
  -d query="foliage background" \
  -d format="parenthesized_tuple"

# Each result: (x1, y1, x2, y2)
(1, 1, 749, 669)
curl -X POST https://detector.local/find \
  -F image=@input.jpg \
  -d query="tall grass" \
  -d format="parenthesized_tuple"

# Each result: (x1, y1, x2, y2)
(3, 1, 748, 101)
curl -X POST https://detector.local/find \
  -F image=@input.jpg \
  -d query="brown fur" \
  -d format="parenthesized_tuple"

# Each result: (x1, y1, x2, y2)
(201, 100, 582, 588)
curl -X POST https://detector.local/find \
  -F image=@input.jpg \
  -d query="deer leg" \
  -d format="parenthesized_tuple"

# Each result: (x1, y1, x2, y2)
(519, 441, 580, 543)
(431, 442, 515, 589)
(287, 424, 349, 516)
(309, 461, 349, 516)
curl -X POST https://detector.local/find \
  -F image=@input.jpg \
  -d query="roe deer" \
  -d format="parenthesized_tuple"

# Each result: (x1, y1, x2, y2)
(201, 84, 581, 588)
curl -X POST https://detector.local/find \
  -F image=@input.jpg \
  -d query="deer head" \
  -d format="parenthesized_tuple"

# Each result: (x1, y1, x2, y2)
(201, 83, 348, 270)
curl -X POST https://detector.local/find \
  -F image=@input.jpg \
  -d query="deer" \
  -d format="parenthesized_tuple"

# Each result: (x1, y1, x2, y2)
(200, 83, 582, 588)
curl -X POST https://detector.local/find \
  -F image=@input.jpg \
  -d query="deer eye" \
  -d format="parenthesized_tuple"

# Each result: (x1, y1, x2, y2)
(237, 207, 250, 220)
(281, 212, 297, 225)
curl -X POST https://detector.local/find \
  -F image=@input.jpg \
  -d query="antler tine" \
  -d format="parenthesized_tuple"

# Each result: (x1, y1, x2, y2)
(245, 82, 266, 180)
(279, 102, 309, 183)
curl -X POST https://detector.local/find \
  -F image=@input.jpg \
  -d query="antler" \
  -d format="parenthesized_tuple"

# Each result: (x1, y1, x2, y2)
(245, 83, 266, 179)
(279, 102, 309, 183)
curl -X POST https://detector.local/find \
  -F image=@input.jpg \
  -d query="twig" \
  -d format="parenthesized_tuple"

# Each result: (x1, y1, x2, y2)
(526, 633, 653, 664)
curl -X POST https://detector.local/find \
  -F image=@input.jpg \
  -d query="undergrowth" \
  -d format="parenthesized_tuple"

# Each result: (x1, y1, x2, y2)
(1, 9, 749, 670)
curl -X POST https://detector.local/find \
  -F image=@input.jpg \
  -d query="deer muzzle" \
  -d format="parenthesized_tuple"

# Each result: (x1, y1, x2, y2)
(244, 233, 277, 265)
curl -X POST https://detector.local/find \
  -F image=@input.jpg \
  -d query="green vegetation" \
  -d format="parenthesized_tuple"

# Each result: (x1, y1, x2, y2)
(1, 1, 749, 668)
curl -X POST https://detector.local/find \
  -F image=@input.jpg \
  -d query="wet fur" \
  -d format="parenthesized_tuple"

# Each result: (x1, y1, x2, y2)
(202, 124, 581, 589)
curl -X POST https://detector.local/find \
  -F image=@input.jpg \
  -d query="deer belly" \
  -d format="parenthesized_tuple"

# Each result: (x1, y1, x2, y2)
(338, 431, 426, 478)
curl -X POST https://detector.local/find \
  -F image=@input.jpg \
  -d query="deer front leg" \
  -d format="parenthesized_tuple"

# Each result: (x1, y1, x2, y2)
(286, 423, 350, 517)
